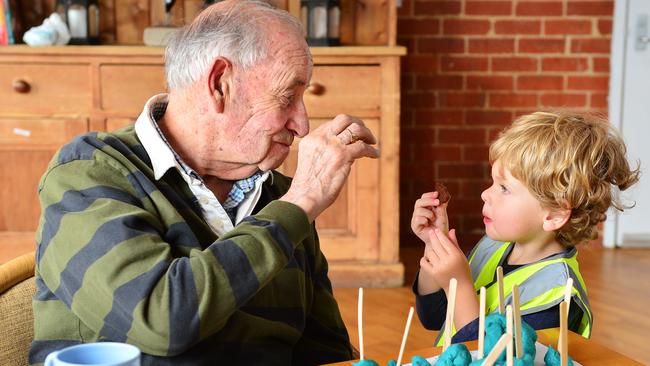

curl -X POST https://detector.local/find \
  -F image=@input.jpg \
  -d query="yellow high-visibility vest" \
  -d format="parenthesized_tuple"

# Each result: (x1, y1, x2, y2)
(435, 236, 592, 346)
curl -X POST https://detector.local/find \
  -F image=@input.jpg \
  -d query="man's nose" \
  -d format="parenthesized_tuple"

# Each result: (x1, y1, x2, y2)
(287, 100, 309, 137)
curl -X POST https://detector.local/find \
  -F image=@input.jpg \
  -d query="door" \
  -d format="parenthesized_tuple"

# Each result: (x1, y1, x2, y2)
(607, 0, 650, 247)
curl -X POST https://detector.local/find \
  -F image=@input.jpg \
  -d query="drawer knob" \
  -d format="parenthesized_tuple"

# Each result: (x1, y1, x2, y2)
(12, 79, 31, 94)
(307, 82, 325, 96)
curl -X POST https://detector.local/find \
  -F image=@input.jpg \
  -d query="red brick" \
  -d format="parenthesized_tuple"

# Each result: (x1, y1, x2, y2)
(464, 146, 490, 161)
(469, 39, 515, 54)
(405, 91, 437, 108)
(495, 20, 541, 35)
(488, 127, 504, 141)
(542, 57, 589, 72)
(403, 162, 436, 182)
(414, 110, 464, 126)
(567, 76, 609, 90)
(398, 37, 416, 52)
(593, 57, 610, 72)
(398, 0, 413, 16)
(441, 56, 488, 72)
(413, 145, 463, 160)
(438, 163, 487, 179)
(398, 19, 440, 36)
(516, 2, 563, 16)
(598, 19, 612, 35)
(404, 55, 438, 73)
(461, 179, 491, 199)
(465, 110, 513, 125)
(490, 94, 538, 108)
(519, 38, 565, 53)
(466, 1, 512, 15)
(591, 93, 609, 108)
(403, 128, 436, 144)
(438, 128, 486, 144)
(417, 37, 465, 53)
(443, 19, 491, 35)
(567, 1, 614, 16)
(440, 93, 487, 108)
(492, 57, 538, 72)
(545, 20, 592, 35)
(571, 38, 611, 53)
(467, 76, 514, 90)
(517, 75, 564, 90)
(540, 93, 588, 107)
(414, 0, 462, 15)
(416, 75, 464, 90)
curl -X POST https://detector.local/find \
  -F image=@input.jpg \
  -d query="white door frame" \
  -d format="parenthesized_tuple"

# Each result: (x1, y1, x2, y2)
(605, 0, 630, 248)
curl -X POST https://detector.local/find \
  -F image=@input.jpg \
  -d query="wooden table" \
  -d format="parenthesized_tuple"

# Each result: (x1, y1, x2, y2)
(326, 329, 642, 365)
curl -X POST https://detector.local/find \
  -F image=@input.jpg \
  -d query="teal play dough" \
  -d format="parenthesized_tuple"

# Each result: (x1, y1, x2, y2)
(544, 345, 574, 366)
(469, 314, 538, 366)
(387, 360, 397, 366)
(411, 355, 431, 366)
(352, 359, 380, 366)
(436, 343, 473, 366)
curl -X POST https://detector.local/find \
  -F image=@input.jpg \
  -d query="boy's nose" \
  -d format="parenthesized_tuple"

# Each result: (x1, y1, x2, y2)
(480, 189, 488, 203)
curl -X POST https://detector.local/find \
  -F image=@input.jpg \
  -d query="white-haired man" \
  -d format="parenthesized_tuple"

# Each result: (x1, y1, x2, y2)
(30, 1, 377, 365)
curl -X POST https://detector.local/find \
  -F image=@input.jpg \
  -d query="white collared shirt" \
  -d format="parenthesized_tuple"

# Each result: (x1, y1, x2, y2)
(134, 94, 270, 237)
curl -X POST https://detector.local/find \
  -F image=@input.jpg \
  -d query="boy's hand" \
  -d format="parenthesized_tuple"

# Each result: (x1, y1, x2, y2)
(421, 228, 472, 291)
(411, 191, 450, 245)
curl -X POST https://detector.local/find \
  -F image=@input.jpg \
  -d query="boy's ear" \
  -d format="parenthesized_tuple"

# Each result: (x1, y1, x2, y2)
(207, 57, 231, 114)
(542, 206, 571, 232)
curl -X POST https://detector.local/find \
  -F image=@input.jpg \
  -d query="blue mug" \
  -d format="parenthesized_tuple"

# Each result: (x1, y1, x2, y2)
(44, 342, 140, 366)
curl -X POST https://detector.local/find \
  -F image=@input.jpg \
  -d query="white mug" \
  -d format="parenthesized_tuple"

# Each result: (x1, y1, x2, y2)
(44, 342, 140, 366)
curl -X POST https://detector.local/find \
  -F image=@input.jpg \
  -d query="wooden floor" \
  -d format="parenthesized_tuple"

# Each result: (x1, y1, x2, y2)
(3, 236, 649, 363)
(333, 245, 650, 364)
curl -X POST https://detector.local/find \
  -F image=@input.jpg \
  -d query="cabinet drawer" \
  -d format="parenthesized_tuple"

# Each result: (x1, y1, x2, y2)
(0, 63, 92, 114)
(0, 118, 88, 149)
(100, 64, 166, 114)
(305, 65, 381, 118)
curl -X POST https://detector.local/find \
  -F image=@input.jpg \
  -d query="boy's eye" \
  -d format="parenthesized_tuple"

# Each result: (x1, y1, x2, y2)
(499, 184, 508, 193)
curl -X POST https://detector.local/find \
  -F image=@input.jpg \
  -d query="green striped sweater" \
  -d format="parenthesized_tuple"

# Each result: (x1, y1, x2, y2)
(30, 126, 353, 365)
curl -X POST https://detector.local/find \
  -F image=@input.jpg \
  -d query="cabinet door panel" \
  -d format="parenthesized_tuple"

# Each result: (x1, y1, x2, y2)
(0, 118, 88, 231)
(100, 65, 166, 114)
(276, 118, 379, 261)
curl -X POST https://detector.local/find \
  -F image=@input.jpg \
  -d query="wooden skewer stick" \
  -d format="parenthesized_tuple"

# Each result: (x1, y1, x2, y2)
(497, 266, 505, 314)
(506, 305, 514, 366)
(396, 307, 415, 366)
(564, 278, 573, 314)
(478, 286, 486, 359)
(512, 284, 523, 358)
(481, 333, 511, 366)
(443, 278, 458, 352)
(358, 287, 364, 360)
(560, 301, 569, 366)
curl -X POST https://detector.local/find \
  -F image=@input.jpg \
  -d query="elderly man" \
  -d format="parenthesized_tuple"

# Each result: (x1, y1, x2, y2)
(30, 1, 378, 365)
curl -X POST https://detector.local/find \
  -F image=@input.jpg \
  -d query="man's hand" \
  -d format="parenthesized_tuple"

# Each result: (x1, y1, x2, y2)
(411, 191, 449, 246)
(280, 114, 379, 222)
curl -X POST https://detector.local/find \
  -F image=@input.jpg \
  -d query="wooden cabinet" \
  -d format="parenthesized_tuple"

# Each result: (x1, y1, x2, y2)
(0, 45, 405, 287)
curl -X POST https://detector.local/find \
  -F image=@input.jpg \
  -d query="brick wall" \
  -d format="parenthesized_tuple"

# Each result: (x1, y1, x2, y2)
(397, 0, 613, 251)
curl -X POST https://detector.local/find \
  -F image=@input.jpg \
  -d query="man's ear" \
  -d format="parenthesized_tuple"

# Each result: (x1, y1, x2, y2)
(207, 57, 231, 113)
(542, 206, 571, 232)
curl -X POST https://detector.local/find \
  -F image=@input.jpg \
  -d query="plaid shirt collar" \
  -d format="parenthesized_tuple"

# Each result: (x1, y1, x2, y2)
(135, 94, 268, 210)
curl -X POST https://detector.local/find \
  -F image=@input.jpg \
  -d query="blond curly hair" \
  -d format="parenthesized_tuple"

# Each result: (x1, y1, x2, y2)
(489, 112, 640, 247)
